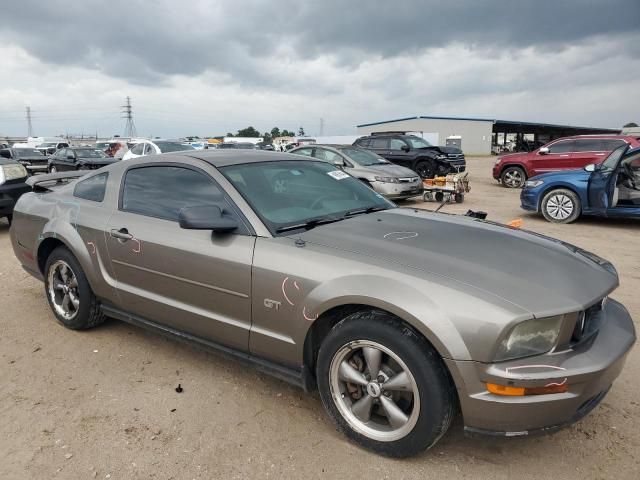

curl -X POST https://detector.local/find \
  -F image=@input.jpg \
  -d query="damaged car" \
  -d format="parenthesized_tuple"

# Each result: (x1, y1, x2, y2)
(9, 150, 636, 457)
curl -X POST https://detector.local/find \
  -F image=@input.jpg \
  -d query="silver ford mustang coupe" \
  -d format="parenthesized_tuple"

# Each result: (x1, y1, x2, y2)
(10, 150, 635, 457)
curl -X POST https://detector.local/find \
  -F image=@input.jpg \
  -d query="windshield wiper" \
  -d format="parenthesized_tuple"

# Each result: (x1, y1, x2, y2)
(344, 206, 389, 217)
(275, 215, 345, 233)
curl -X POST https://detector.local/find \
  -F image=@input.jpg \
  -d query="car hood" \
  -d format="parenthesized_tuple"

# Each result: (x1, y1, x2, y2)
(437, 146, 463, 155)
(498, 152, 530, 162)
(296, 208, 617, 317)
(77, 158, 119, 165)
(529, 169, 590, 182)
(358, 163, 418, 177)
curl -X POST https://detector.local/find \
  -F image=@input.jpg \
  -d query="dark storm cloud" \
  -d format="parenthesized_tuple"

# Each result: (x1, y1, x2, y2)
(0, 0, 638, 85)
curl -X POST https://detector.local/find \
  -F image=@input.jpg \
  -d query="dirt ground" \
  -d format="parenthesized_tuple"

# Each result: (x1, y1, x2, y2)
(1, 156, 638, 479)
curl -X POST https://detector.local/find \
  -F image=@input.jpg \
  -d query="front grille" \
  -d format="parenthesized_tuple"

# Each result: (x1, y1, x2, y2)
(447, 153, 464, 159)
(398, 177, 419, 183)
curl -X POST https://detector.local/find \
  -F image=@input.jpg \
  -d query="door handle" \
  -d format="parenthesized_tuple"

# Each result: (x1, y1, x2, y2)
(110, 228, 133, 241)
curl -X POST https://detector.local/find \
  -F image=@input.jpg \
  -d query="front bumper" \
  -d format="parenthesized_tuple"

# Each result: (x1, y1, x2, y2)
(446, 298, 636, 436)
(492, 164, 501, 180)
(372, 181, 423, 199)
(0, 182, 31, 216)
(520, 187, 541, 212)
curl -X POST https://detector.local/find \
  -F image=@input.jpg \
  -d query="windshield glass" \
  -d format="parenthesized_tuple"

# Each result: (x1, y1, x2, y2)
(155, 141, 195, 153)
(14, 149, 43, 157)
(75, 149, 108, 158)
(600, 145, 628, 172)
(340, 147, 388, 166)
(406, 136, 432, 149)
(95, 142, 110, 149)
(220, 160, 393, 234)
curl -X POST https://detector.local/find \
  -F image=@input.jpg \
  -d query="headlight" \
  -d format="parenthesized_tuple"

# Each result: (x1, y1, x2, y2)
(525, 180, 544, 188)
(0, 163, 28, 184)
(374, 176, 399, 183)
(495, 315, 563, 361)
(436, 154, 447, 160)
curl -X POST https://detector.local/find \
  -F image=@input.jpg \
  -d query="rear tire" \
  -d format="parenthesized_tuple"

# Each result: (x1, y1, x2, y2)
(500, 166, 526, 188)
(44, 247, 105, 330)
(316, 311, 455, 458)
(541, 188, 581, 223)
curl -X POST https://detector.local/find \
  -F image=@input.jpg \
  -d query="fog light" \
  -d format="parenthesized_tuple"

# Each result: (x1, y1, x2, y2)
(487, 382, 568, 396)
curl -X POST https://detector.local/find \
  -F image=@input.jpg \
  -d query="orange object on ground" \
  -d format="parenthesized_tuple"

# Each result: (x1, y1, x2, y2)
(507, 218, 523, 228)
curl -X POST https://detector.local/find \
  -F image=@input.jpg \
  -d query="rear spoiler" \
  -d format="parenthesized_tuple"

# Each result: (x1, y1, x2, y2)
(26, 171, 87, 192)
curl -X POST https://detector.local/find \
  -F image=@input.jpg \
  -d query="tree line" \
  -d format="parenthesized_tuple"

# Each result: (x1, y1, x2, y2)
(225, 126, 306, 144)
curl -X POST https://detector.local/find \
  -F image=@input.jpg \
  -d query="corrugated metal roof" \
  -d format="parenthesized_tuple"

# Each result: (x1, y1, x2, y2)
(356, 115, 618, 132)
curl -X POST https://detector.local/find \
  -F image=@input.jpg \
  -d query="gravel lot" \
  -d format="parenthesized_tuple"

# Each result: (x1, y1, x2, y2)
(1, 156, 638, 479)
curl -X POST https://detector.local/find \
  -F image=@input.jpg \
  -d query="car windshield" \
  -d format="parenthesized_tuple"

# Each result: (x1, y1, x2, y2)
(95, 142, 110, 149)
(75, 149, 108, 158)
(220, 160, 393, 234)
(155, 141, 195, 153)
(406, 137, 432, 149)
(600, 145, 628, 172)
(340, 147, 389, 166)
(14, 149, 43, 157)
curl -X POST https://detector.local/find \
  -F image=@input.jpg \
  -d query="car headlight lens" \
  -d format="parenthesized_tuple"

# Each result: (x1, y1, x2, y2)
(525, 180, 544, 188)
(495, 315, 564, 361)
(436, 154, 447, 160)
(374, 176, 399, 183)
(0, 163, 28, 184)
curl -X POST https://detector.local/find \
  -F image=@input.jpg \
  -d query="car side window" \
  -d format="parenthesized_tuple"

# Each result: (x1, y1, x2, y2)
(602, 139, 627, 150)
(130, 143, 145, 155)
(121, 166, 227, 222)
(74, 173, 108, 202)
(143, 143, 155, 155)
(356, 138, 370, 147)
(390, 139, 407, 151)
(370, 138, 388, 149)
(58, 148, 67, 158)
(294, 148, 313, 157)
(574, 139, 604, 152)
(547, 140, 575, 154)
(0, 149, 10, 159)
(314, 149, 343, 164)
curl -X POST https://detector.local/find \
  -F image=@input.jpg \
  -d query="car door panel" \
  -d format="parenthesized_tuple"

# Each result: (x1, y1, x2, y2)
(105, 212, 255, 350)
(104, 162, 255, 350)
(530, 140, 575, 176)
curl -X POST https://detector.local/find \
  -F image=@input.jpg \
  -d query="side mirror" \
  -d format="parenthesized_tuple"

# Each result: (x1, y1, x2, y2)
(332, 158, 345, 168)
(401, 145, 410, 152)
(178, 204, 238, 232)
(584, 163, 596, 172)
(538, 147, 549, 155)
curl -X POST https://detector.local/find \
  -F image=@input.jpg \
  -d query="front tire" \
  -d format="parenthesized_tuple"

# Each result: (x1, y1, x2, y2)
(500, 166, 526, 188)
(541, 188, 581, 223)
(316, 311, 455, 457)
(44, 247, 105, 330)
(415, 160, 436, 179)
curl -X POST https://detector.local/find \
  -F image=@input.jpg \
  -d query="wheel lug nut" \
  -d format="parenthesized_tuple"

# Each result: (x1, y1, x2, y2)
(365, 374, 371, 381)
(377, 375, 385, 383)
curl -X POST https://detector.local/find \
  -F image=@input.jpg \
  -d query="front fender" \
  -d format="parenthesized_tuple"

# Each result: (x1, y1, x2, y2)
(306, 274, 471, 361)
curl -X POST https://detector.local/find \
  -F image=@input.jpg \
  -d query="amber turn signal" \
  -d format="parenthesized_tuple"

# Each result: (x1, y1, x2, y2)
(487, 382, 568, 396)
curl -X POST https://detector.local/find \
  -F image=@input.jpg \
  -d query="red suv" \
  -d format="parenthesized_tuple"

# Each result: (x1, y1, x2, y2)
(493, 135, 640, 188)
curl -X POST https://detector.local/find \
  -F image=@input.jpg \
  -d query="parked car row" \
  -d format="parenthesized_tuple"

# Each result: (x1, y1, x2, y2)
(490, 134, 640, 223)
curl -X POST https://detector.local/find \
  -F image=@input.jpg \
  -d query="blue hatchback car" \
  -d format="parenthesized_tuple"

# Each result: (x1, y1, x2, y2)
(521, 145, 640, 223)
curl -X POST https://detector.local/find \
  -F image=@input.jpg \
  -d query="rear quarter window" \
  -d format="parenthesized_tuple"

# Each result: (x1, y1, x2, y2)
(73, 173, 108, 202)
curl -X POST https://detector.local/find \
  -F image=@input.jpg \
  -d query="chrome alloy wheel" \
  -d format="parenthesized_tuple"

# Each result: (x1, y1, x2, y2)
(503, 169, 524, 188)
(47, 260, 80, 321)
(329, 340, 420, 442)
(546, 193, 575, 220)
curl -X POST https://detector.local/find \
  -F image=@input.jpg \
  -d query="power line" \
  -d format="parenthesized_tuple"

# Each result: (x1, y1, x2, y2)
(121, 96, 137, 137)
(26, 106, 33, 137)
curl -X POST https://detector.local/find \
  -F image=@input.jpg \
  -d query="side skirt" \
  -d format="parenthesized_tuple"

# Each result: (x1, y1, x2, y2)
(100, 304, 315, 391)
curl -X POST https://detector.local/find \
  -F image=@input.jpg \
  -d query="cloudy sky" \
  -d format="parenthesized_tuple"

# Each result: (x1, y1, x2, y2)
(0, 0, 639, 138)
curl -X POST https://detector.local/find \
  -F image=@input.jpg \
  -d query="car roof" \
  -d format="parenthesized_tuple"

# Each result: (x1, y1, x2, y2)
(180, 149, 321, 167)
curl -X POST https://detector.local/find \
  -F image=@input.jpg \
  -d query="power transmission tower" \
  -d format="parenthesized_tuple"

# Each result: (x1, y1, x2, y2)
(26, 106, 33, 137)
(121, 96, 137, 138)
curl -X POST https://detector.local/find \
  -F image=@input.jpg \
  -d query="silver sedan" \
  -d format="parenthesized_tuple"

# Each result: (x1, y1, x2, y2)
(290, 144, 422, 199)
